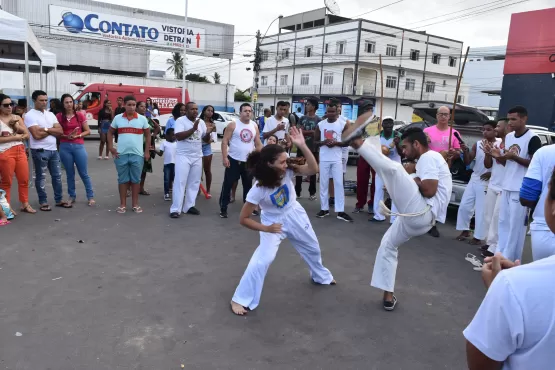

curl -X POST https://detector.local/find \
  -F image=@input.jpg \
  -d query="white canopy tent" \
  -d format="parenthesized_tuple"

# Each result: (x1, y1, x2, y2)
(0, 9, 42, 104)
(0, 50, 58, 97)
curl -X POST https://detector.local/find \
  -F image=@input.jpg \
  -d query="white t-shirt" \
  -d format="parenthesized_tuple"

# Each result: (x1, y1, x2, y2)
(525, 145, 555, 231)
(463, 255, 555, 369)
(159, 140, 176, 165)
(246, 169, 297, 224)
(24, 109, 58, 150)
(318, 118, 346, 162)
(470, 139, 498, 183)
(339, 116, 350, 158)
(502, 130, 537, 192)
(263, 116, 289, 145)
(489, 140, 506, 192)
(415, 150, 453, 223)
(174, 116, 207, 159)
(380, 133, 402, 163)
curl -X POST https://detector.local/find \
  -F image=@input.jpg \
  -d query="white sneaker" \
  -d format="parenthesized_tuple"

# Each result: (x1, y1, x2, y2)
(164, 194, 171, 201)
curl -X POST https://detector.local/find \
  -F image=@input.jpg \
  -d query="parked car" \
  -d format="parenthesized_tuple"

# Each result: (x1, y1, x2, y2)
(215, 111, 240, 137)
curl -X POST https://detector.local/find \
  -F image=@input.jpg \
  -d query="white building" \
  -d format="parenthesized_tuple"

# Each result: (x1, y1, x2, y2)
(256, 8, 469, 122)
(464, 46, 506, 115)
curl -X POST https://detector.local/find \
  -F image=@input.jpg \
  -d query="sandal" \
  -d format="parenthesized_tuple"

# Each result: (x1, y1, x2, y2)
(468, 239, 483, 246)
(132, 206, 143, 213)
(88, 199, 96, 207)
(465, 253, 483, 268)
(56, 201, 73, 208)
(40, 204, 52, 212)
(0, 220, 10, 226)
(139, 190, 150, 196)
(116, 206, 126, 214)
(20, 204, 36, 214)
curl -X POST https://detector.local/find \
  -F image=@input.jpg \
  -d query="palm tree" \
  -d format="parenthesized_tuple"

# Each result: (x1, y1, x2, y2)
(213, 72, 221, 84)
(166, 52, 183, 80)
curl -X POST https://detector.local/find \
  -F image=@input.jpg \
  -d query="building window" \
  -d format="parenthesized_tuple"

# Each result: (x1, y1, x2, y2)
(261, 76, 268, 86)
(432, 53, 441, 64)
(449, 56, 457, 67)
(325, 43, 329, 54)
(261, 51, 268, 62)
(365, 41, 376, 54)
(457, 96, 464, 104)
(280, 75, 288, 86)
(300, 74, 309, 85)
(323, 72, 334, 85)
(336, 41, 346, 55)
(386, 76, 397, 89)
(410, 49, 420, 61)
(282, 48, 289, 59)
(425, 81, 436, 93)
(386, 44, 397, 57)
(405, 78, 415, 91)
(305, 46, 313, 57)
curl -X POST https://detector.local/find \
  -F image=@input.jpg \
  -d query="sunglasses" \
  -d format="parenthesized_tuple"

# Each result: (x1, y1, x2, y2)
(1, 103, 14, 108)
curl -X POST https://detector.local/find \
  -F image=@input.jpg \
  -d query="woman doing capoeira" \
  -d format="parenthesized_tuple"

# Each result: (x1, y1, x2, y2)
(230, 126, 335, 315)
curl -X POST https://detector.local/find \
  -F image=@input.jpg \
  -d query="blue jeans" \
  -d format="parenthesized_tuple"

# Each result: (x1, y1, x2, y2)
(163, 163, 175, 194)
(31, 149, 63, 205)
(59, 142, 94, 200)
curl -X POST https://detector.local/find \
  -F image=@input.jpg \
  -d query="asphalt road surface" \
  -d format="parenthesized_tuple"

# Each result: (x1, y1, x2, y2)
(0, 141, 532, 370)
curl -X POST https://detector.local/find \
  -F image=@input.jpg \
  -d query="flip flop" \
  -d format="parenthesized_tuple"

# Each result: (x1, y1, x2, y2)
(465, 253, 483, 268)
(40, 204, 52, 212)
(56, 201, 73, 208)
(20, 204, 36, 214)
(88, 200, 96, 207)
(116, 206, 126, 214)
(0, 220, 10, 226)
(132, 206, 143, 213)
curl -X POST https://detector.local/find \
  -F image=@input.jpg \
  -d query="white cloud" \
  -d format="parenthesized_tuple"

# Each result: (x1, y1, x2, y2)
(109, 0, 554, 89)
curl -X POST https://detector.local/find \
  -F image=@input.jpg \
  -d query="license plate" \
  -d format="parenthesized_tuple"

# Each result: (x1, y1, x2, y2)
(451, 193, 456, 202)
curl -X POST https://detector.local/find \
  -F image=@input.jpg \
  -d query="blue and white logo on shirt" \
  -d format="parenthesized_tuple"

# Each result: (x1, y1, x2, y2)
(270, 184, 289, 208)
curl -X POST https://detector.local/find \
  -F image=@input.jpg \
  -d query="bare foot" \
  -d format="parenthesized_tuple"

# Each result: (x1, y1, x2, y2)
(230, 300, 247, 316)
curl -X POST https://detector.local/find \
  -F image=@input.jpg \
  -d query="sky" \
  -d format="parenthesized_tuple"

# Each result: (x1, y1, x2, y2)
(107, 0, 554, 90)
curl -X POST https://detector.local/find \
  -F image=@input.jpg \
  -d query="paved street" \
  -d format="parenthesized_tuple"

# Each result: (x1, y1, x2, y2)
(0, 141, 532, 370)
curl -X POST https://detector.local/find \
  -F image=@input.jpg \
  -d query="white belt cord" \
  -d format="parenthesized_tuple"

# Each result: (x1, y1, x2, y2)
(379, 200, 435, 227)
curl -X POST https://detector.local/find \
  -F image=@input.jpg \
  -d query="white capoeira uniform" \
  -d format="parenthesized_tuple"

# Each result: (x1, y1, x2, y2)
(170, 116, 206, 214)
(485, 140, 505, 253)
(456, 139, 498, 240)
(522, 145, 555, 261)
(318, 118, 346, 213)
(497, 130, 537, 262)
(356, 139, 452, 292)
(232, 169, 334, 310)
(373, 132, 401, 223)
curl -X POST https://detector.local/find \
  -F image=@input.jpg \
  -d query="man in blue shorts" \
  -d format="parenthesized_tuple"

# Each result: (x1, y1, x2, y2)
(107, 95, 151, 214)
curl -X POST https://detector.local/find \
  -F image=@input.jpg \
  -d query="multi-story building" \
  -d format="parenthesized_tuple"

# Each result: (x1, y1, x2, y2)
(256, 8, 468, 122)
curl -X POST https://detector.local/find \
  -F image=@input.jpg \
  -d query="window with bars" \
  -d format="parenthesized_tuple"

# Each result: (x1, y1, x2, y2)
(323, 72, 334, 85)
(410, 49, 420, 61)
(457, 96, 464, 104)
(432, 53, 441, 64)
(365, 41, 376, 54)
(386, 76, 397, 89)
(425, 81, 436, 93)
(282, 48, 289, 59)
(280, 75, 288, 85)
(261, 76, 268, 86)
(305, 46, 313, 57)
(405, 78, 415, 91)
(449, 56, 457, 67)
(300, 74, 309, 85)
(336, 41, 346, 55)
(261, 51, 268, 62)
(386, 44, 397, 57)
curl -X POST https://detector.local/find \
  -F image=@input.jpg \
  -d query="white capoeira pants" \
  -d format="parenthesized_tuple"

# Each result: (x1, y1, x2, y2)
(484, 188, 501, 253)
(456, 179, 488, 240)
(373, 174, 398, 223)
(170, 155, 202, 214)
(320, 160, 345, 212)
(531, 230, 555, 261)
(497, 190, 528, 261)
(232, 203, 334, 310)
(357, 140, 435, 293)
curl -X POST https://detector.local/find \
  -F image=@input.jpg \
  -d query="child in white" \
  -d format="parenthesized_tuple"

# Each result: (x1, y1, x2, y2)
(230, 127, 334, 315)
(156, 128, 177, 201)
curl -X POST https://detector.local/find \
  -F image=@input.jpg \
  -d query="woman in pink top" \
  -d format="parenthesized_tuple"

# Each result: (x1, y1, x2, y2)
(56, 94, 95, 206)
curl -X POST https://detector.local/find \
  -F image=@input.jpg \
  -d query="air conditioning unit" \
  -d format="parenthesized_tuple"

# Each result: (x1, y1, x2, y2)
(399, 69, 406, 77)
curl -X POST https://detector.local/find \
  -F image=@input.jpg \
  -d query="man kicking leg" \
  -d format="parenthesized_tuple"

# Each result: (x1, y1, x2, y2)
(347, 125, 452, 311)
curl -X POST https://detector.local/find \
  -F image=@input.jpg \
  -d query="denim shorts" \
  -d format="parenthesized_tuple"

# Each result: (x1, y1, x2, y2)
(114, 154, 144, 184)
(202, 143, 212, 157)
(100, 120, 111, 134)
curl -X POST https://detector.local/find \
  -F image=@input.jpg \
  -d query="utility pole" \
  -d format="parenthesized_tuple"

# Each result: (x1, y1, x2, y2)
(181, 0, 189, 104)
(252, 30, 261, 116)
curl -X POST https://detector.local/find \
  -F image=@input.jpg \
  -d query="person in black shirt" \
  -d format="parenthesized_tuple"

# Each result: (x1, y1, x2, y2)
(295, 97, 320, 200)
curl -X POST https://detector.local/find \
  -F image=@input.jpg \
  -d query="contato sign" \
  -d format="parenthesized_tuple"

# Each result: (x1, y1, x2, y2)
(49, 5, 206, 52)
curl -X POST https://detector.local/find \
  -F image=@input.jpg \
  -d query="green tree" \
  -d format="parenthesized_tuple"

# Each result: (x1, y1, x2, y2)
(213, 72, 221, 84)
(166, 52, 183, 80)
(186, 73, 210, 83)
(234, 89, 251, 102)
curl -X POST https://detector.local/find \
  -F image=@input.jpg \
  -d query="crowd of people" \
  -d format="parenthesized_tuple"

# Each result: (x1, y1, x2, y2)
(2, 89, 555, 368)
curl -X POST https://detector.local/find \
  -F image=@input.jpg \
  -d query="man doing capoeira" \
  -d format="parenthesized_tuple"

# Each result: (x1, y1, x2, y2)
(345, 117, 452, 311)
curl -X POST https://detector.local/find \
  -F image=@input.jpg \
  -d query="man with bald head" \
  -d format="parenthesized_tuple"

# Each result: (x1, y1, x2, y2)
(423, 106, 461, 237)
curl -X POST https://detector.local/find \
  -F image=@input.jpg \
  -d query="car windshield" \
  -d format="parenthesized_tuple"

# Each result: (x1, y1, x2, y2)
(71, 89, 83, 100)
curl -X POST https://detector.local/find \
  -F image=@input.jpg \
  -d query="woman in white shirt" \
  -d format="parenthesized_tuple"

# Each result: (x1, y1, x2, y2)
(0, 94, 35, 215)
(230, 127, 335, 316)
